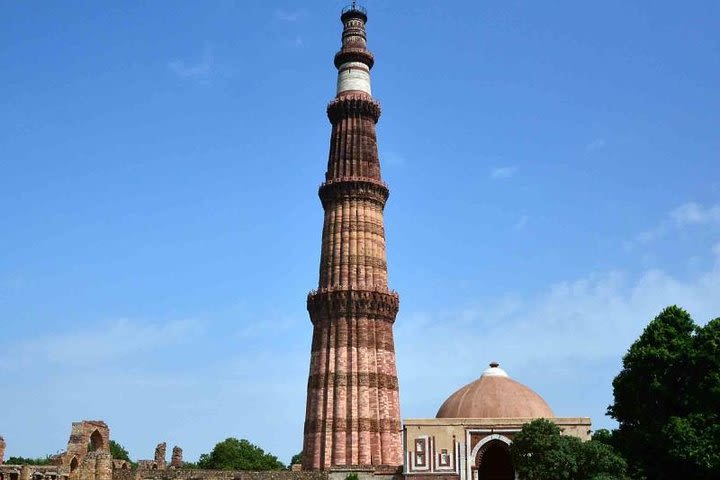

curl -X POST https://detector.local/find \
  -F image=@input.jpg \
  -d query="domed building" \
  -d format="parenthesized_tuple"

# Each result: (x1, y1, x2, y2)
(402, 363, 591, 480)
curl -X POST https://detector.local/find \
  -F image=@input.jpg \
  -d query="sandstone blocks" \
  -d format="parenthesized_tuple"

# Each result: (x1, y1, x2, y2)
(302, 5, 403, 471)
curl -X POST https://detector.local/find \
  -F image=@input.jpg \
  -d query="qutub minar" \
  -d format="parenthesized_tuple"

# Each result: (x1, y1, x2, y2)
(302, 2, 403, 471)
(0, 5, 592, 480)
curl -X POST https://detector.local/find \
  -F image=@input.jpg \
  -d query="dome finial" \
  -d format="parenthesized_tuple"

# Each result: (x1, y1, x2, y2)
(482, 362, 509, 378)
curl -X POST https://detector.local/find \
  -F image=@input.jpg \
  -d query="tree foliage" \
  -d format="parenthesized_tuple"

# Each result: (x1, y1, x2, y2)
(608, 306, 720, 479)
(197, 438, 285, 471)
(509, 419, 627, 480)
(590, 429, 614, 447)
(289, 451, 302, 467)
(109, 440, 131, 462)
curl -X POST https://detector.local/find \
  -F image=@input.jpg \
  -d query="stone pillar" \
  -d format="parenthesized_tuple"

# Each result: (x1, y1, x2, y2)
(153, 443, 166, 470)
(170, 447, 182, 469)
(79, 454, 96, 480)
(94, 453, 111, 480)
(0, 436, 5, 464)
(20, 466, 31, 480)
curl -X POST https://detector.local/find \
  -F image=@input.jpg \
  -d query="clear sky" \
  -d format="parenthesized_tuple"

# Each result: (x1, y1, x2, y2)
(1, 0, 719, 466)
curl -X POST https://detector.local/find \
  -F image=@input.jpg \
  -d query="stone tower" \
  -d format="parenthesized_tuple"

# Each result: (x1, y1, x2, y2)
(303, 3, 402, 471)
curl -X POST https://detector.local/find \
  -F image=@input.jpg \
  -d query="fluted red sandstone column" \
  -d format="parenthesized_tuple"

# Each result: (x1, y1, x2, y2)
(303, 4, 402, 471)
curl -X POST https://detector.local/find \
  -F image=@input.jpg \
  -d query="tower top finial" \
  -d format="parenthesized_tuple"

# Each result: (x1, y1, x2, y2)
(341, 2, 367, 22)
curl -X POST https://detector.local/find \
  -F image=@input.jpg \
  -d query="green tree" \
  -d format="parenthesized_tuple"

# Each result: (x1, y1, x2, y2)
(576, 440, 627, 480)
(590, 429, 614, 447)
(608, 306, 720, 479)
(510, 419, 627, 480)
(109, 440, 131, 462)
(197, 438, 285, 471)
(289, 451, 302, 467)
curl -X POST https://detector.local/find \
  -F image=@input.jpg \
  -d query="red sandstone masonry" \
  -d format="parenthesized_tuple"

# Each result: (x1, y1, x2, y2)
(111, 470, 328, 480)
(303, 6, 402, 471)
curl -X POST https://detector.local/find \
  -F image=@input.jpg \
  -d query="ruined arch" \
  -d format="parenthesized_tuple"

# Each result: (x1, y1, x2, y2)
(69, 457, 79, 473)
(88, 430, 103, 452)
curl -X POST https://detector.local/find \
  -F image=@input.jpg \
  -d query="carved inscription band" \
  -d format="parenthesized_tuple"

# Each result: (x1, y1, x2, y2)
(307, 371, 399, 390)
(320, 255, 387, 271)
(332, 219, 385, 236)
(311, 336, 395, 353)
(304, 418, 402, 434)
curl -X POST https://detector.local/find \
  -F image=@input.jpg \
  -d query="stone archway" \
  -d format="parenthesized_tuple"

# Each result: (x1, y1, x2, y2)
(476, 440, 514, 480)
(69, 457, 79, 474)
(88, 430, 103, 452)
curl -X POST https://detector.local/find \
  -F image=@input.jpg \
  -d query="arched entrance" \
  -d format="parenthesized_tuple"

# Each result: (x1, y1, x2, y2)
(477, 440, 514, 480)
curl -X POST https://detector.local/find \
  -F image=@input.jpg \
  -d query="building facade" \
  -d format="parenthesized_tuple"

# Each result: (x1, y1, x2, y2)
(403, 364, 591, 480)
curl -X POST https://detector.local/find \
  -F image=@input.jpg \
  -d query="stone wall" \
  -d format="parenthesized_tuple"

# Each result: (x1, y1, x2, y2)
(65, 421, 111, 470)
(153, 445, 166, 471)
(113, 470, 328, 480)
(0, 436, 5, 464)
(169, 448, 182, 470)
(0, 464, 64, 480)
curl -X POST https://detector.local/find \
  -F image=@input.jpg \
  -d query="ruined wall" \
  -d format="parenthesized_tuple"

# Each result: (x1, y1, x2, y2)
(153, 445, 166, 471)
(0, 420, 116, 480)
(0, 436, 5, 465)
(111, 463, 130, 472)
(169, 448, 182, 470)
(112, 470, 328, 480)
(65, 421, 110, 471)
(137, 442, 168, 471)
(0, 465, 64, 480)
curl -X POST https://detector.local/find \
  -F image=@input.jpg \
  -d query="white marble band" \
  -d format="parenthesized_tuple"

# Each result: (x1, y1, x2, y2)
(337, 62, 371, 95)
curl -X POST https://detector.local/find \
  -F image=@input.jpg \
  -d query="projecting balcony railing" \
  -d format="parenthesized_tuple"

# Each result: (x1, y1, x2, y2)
(319, 175, 389, 190)
(308, 285, 399, 298)
(342, 2, 367, 16)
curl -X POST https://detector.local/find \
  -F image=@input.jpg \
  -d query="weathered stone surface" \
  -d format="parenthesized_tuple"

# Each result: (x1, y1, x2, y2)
(137, 442, 167, 471)
(302, 6, 403, 471)
(64, 421, 110, 472)
(111, 461, 131, 471)
(0, 435, 5, 465)
(154, 444, 167, 470)
(93, 453, 112, 480)
(170, 447, 182, 469)
(114, 472, 328, 480)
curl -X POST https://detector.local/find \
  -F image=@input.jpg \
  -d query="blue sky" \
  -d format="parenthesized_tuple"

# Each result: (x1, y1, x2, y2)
(1, 0, 719, 466)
